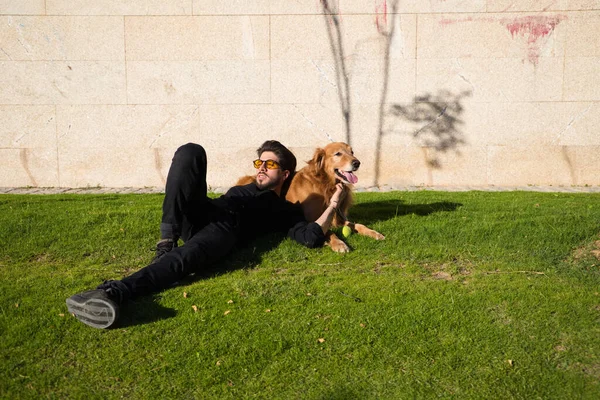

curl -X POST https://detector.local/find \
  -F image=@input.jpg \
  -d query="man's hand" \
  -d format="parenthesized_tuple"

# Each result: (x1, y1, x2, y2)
(330, 183, 344, 208)
(315, 183, 344, 234)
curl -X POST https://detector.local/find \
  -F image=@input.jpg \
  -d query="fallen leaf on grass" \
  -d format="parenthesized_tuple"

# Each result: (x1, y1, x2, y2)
(183, 292, 188, 298)
(59, 313, 65, 317)
(191, 305, 198, 312)
(224, 310, 231, 316)
(317, 338, 325, 343)
(507, 360, 514, 367)
(265, 309, 272, 313)
(227, 299, 234, 304)
(360, 323, 366, 328)
(15, 303, 19, 308)
(216, 360, 221, 366)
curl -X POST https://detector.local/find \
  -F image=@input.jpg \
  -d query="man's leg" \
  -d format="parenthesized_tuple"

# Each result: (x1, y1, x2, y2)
(67, 143, 221, 328)
(154, 143, 212, 262)
(68, 220, 238, 328)
(111, 221, 237, 298)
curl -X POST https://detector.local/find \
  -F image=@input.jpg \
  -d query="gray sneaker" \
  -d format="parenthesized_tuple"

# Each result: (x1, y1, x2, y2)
(66, 289, 119, 329)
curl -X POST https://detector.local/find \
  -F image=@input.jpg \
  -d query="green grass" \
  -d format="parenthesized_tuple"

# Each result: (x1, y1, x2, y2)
(1, 191, 599, 399)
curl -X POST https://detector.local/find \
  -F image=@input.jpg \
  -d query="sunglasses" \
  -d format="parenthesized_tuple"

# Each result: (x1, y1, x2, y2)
(253, 159, 281, 170)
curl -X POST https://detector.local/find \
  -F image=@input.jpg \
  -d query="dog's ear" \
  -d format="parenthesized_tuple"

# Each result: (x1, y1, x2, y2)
(310, 147, 326, 170)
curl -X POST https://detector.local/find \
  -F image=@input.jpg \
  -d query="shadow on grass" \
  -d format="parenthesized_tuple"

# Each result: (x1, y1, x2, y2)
(117, 296, 178, 328)
(114, 201, 461, 327)
(348, 200, 462, 225)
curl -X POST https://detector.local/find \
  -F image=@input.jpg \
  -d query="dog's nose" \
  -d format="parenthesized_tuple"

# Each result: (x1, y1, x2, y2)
(352, 159, 361, 170)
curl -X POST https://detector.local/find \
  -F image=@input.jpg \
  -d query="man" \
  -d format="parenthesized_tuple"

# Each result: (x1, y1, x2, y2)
(66, 141, 344, 329)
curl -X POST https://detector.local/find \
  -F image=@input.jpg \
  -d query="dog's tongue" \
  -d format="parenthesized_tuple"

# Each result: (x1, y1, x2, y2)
(341, 171, 358, 184)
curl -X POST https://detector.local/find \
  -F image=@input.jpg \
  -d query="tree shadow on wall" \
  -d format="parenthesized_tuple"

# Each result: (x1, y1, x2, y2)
(376, 90, 472, 182)
(321, 0, 351, 145)
(320, 0, 471, 186)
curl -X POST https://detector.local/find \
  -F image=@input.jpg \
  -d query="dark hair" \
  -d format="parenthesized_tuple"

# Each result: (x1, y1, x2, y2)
(256, 140, 297, 173)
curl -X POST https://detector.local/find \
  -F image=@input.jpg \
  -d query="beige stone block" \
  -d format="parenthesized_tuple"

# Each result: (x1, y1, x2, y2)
(417, 57, 563, 103)
(379, 94, 473, 150)
(487, 1, 600, 12)
(46, 0, 191, 15)
(0, 16, 124, 61)
(418, 14, 567, 62)
(570, 146, 600, 185)
(0, 148, 59, 187)
(271, 58, 415, 104)
(268, 0, 482, 15)
(358, 117, 487, 185)
(347, 104, 382, 148)
(358, 145, 431, 187)
(0, 61, 126, 104)
(0, 0, 45, 15)
(0, 105, 55, 147)
(269, 0, 331, 15)
(56, 105, 202, 153)
(270, 103, 347, 146)
(271, 60, 323, 104)
(125, 16, 269, 61)
(553, 103, 600, 146)
(193, 0, 340, 16)
(305, 0, 486, 14)
(197, 105, 273, 152)
(58, 147, 166, 188)
(193, 0, 270, 15)
(195, 104, 347, 176)
(486, 145, 591, 186)
(565, 11, 600, 57)
(126, 61, 270, 104)
(564, 56, 600, 101)
(398, 0, 486, 13)
(271, 14, 416, 61)
(347, 100, 600, 158)
(466, 102, 600, 147)
(351, 57, 416, 104)
(425, 146, 489, 186)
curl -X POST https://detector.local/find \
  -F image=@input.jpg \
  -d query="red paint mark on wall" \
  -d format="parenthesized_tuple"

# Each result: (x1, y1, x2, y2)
(439, 16, 474, 26)
(501, 15, 567, 65)
(375, 0, 387, 34)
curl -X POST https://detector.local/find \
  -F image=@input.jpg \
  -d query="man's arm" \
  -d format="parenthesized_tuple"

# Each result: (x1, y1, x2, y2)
(286, 183, 345, 248)
(313, 183, 344, 234)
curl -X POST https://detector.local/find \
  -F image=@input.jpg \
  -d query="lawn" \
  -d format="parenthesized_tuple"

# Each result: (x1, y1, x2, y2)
(1, 190, 599, 399)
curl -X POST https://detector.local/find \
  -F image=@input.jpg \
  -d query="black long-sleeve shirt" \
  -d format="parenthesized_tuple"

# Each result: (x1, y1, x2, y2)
(211, 183, 325, 248)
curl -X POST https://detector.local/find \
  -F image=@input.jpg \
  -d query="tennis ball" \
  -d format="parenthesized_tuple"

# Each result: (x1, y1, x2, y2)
(341, 226, 352, 238)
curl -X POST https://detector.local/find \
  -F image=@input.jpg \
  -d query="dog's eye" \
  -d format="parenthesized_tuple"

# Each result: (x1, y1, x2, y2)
(335, 152, 342, 156)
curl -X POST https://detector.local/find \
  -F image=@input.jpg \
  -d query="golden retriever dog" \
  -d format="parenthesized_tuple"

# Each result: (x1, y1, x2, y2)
(237, 142, 385, 252)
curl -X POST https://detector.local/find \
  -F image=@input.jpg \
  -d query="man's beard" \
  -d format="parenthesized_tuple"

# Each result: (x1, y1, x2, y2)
(256, 175, 279, 191)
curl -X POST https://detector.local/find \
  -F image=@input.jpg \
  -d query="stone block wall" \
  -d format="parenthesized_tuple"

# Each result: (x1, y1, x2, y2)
(1, 1, 599, 189)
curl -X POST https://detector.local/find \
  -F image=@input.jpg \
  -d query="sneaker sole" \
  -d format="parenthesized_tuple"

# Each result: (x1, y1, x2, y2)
(66, 297, 118, 329)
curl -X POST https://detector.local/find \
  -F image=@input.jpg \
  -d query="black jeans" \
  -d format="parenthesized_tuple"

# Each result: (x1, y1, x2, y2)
(100, 143, 238, 302)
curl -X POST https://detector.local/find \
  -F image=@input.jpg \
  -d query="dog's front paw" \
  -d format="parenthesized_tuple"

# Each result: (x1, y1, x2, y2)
(331, 241, 350, 253)
(328, 234, 351, 253)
